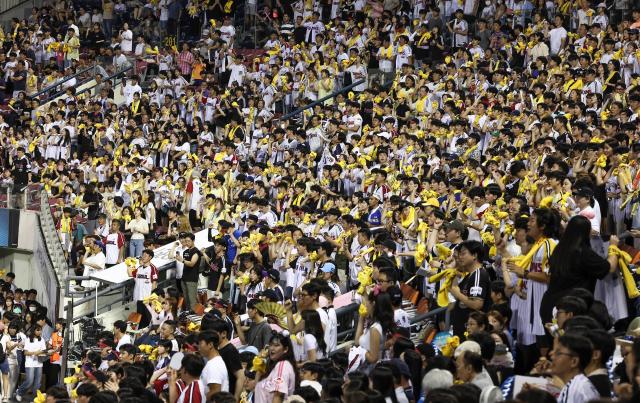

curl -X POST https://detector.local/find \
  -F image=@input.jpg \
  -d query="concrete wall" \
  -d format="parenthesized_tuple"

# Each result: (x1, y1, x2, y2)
(0, 1, 42, 26)
(0, 209, 63, 320)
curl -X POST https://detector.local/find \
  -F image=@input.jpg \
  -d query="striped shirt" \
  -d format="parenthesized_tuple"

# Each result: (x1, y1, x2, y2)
(558, 374, 599, 403)
(177, 51, 195, 76)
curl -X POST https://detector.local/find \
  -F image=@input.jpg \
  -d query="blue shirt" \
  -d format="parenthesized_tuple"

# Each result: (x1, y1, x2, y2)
(367, 206, 382, 226)
(224, 230, 243, 262)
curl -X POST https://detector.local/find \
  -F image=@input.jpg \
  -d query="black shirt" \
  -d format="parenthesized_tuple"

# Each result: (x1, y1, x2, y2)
(588, 373, 612, 398)
(219, 343, 243, 394)
(181, 247, 201, 282)
(11, 155, 29, 187)
(293, 25, 306, 44)
(451, 267, 491, 338)
(83, 191, 101, 220)
(12, 69, 26, 91)
(204, 245, 227, 292)
(540, 247, 609, 324)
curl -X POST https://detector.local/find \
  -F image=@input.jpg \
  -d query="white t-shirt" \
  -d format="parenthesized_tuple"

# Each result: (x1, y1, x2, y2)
(105, 232, 125, 265)
(220, 25, 236, 44)
(394, 309, 411, 330)
(549, 27, 567, 55)
(316, 307, 331, 351)
(324, 307, 338, 353)
(304, 334, 323, 360)
(577, 205, 601, 234)
(201, 355, 229, 393)
(132, 264, 159, 301)
(116, 334, 132, 351)
(358, 322, 383, 356)
(120, 29, 133, 52)
(24, 337, 47, 368)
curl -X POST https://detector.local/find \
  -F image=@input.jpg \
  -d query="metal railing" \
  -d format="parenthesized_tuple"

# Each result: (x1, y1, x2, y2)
(334, 303, 447, 342)
(29, 64, 96, 101)
(38, 190, 68, 280)
(0, 183, 44, 210)
(278, 79, 366, 121)
(0, 0, 32, 14)
(75, 65, 135, 99)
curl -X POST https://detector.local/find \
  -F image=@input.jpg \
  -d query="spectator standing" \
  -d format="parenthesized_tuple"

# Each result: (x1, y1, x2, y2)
(15, 326, 46, 402)
(178, 43, 195, 81)
(102, 1, 114, 39)
(198, 331, 230, 399)
(127, 249, 159, 328)
(175, 232, 201, 310)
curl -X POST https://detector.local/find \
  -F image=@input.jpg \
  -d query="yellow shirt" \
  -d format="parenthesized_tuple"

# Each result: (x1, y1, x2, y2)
(65, 36, 80, 60)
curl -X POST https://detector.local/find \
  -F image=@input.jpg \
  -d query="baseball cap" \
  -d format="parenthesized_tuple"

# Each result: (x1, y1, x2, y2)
(388, 358, 412, 379)
(382, 239, 397, 251)
(266, 268, 280, 282)
(260, 289, 279, 302)
(453, 340, 482, 358)
(320, 262, 336, 273)
(424, 197, 440, 208)
(301, 362, 324, 374)
(573, 187, 594, 199)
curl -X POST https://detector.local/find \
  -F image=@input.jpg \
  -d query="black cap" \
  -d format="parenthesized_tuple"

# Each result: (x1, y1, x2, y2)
(260, 289, 279, 302)
(267, 269, 280, 282)
(382, 239, 396, 251)
(573, 187, 594, 199)
(301, 362, 324, 374)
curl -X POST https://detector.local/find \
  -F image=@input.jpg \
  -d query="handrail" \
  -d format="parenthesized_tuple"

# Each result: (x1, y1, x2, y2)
(0, 0, 32, 14)
(39, 191, 67, 280)
(278, 79, 366, 121)
(29, 64, 96, 100)
(75, 65, 135, 98)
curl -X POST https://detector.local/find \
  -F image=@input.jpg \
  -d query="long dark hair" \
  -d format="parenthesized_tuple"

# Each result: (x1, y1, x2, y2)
(266, 332, 300, 388)
(403, 350, 424, 401)
(548, 215, 592, 279)
(301, 310, 326, 356)
(368, 292, 395, 335)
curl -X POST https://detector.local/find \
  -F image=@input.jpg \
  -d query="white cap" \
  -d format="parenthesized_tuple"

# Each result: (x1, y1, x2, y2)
(453, 340, 482, 358)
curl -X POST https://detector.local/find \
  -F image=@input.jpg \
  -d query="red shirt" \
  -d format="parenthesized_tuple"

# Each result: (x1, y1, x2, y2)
(178, 51, 194, 75)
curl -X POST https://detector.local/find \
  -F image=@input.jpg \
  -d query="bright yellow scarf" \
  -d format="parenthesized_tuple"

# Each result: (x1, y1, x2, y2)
(463, 143, 478, 160)
(384, 45, 394, 59)
(415, 95, 428, 113)
(510, 237, 556, 271)
(609, 245, 640, 298)
(400, 206, 415, 228)
(429, 268, 461, 307)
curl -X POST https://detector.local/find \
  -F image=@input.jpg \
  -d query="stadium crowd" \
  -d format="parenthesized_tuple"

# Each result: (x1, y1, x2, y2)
(1, 0, 640, 402)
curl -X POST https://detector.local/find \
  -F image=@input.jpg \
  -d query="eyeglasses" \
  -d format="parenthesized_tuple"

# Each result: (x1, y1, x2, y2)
(551, 350, 575, 358)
